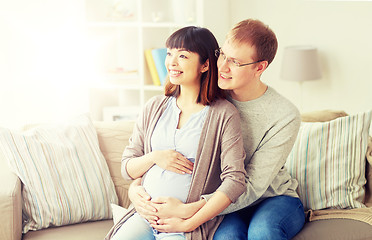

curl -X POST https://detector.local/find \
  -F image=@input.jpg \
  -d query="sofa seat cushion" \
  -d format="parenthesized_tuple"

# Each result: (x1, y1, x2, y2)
(23, 220, 113, 240)
(293, 219, 372, 240)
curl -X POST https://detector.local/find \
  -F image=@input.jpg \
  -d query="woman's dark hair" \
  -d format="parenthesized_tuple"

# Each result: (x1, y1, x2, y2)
(164, 26, 225, 105)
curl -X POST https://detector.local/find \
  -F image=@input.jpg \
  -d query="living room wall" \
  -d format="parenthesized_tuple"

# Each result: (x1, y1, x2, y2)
(0, 0, 91, 128)
(229, 0, 372, 114)
(0, 0, 230, 128)
(1, 0, 371, 129)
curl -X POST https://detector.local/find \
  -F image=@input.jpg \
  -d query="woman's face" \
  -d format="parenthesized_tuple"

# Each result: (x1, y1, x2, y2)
(165, 48, 206, 87)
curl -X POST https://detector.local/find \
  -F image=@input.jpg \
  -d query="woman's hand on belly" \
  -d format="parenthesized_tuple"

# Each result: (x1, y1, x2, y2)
(151, 150, 194, 174)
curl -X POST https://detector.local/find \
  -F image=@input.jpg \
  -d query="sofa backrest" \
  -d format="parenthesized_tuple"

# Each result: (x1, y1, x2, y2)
(365, 136, 372, 207)
(94, 110, 372, 209)
(94, 121, 135, 208)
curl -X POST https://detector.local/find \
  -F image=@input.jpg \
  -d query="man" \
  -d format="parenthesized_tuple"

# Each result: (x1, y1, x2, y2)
(128, 19, 305, 240)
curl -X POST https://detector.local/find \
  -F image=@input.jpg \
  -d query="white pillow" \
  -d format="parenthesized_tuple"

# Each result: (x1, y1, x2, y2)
(0, 114, 118, 233)
(111, 203, 128, 225)
(286, 110, 372, 211)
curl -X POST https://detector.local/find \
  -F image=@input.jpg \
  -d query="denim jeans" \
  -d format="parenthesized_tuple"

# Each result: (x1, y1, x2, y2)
(213, 196, 305, 240)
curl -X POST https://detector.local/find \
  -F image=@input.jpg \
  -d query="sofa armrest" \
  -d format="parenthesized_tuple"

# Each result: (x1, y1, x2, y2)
(0, 160, 22, 240)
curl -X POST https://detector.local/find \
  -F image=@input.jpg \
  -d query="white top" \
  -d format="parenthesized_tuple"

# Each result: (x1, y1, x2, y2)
(142, 96, 209, 203)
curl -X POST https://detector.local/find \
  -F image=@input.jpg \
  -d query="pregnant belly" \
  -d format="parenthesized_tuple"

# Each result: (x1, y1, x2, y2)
(142, 165, 192, 203)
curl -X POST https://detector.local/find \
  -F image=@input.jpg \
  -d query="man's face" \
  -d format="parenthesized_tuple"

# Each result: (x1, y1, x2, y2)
(217, 40, 259, 95)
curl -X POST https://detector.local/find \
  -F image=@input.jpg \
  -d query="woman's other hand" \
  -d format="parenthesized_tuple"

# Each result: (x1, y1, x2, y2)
(128, 178, 159, 224)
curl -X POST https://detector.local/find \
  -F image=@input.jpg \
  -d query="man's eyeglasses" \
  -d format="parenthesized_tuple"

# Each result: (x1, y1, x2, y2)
(215, 48, 263, 67)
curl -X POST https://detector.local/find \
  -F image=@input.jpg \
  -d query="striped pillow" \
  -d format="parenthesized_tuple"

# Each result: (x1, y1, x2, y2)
(286, 110, 372, 211)
(0, 114, 118, 233)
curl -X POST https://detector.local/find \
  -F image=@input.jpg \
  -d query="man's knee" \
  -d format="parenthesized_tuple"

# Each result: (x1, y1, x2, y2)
(247, 220, 283, 240)
(214, 213, 247, 240)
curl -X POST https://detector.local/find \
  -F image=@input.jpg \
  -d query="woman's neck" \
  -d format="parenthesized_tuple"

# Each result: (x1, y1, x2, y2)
(177, 85, 201, 109)
(176, 85, 205, 129)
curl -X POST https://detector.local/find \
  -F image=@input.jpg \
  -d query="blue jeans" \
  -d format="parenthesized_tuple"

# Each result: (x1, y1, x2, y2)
(111, 213, 185, 240)
(213, 196, 305, 240)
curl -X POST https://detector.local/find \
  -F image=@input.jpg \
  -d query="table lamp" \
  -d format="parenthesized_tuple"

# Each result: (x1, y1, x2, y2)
(280, 45, 322, 109)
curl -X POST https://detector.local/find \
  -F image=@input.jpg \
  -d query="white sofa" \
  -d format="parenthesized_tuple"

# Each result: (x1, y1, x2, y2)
(1, 111, 372, 240)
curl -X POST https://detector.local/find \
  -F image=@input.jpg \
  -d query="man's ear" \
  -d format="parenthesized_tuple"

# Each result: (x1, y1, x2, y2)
(256, 61, 268, 75)
(201, 60, 209, 73)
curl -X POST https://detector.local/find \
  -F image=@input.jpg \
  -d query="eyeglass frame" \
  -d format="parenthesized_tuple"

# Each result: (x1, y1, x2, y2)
(215, 48, 264, 67)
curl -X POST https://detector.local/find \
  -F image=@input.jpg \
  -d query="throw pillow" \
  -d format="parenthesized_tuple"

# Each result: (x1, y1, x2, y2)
(365, 136, 372, 207)
(286, 110, 372, 211)
(111, 203, 128, 225)
(0, 114, 118, 233)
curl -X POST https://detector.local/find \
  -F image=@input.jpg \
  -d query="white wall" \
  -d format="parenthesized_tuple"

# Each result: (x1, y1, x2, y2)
(1, 0, 371, 129)
(230, 0, 372, 114)
(202, 0, 231, 45)
(0, 0, 91, 129)
(0, 0, 231, 128)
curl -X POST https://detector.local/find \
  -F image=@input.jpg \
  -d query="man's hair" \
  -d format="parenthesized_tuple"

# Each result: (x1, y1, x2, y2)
(227, 19, 278, 66)
(164, 26, 225, 105)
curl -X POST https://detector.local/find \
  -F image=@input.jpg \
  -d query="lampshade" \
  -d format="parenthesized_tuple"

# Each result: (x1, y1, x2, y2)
(280, 46, 322, 82)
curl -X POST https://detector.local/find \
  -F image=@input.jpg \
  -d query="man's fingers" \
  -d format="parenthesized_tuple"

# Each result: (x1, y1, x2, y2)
(151, 223, 168, 232)
(146, 218, 158, 225)
(156, 218, 165, 225)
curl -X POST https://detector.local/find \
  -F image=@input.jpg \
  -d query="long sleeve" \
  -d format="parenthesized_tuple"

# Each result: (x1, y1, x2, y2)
(220, 108, 300, 214)
(202, 86, 301, 214)
(186, 99, 247, 204)
(185, 99, 247, 240)
(214, 104, 247, 203)
(121, 95, 169, 180)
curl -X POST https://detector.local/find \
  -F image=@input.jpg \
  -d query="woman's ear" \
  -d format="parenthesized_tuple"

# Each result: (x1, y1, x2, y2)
(201, 59, 209, 73)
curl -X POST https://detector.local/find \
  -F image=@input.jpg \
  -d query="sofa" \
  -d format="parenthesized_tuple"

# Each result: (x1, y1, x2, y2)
(0, 110, 371, 240)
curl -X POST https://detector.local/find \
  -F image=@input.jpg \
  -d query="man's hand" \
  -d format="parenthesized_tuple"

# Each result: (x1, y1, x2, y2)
(151, 217, 195, 233)
(150, 196, 186, 219)
(150, 196, 206, 219)
(128, 178, 158, 224)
